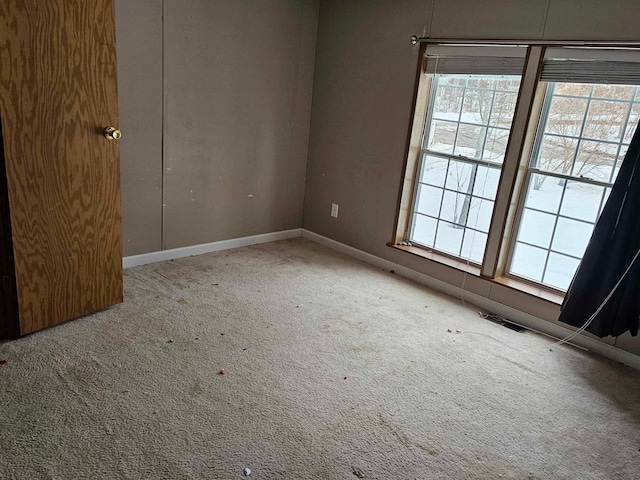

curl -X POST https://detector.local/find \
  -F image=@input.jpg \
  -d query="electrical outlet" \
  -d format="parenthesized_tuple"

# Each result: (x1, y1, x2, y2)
(331, 203, 339, 218)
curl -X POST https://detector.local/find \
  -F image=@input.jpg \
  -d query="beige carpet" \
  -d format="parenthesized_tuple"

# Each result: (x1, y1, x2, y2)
(1, 238, 639, 479)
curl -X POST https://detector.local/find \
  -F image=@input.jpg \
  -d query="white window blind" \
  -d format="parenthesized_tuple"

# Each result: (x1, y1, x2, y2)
(425, 45, 526, 76)
(541, 48, 640, 85)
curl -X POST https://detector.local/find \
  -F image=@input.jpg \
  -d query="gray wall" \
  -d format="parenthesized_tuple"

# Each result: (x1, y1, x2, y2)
(116, 0, 163, 255)
(114, 0, 640, 354)
(303, 0, 640, 353)
(116, 0, 318, 255)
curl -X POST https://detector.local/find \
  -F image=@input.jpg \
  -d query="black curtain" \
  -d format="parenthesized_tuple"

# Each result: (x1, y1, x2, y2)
(559, 126, 640, 338)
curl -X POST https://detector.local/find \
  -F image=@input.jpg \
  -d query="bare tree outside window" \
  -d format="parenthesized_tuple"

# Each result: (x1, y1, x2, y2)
(509, 82, 640, 291)
(532, 83, 636, 190)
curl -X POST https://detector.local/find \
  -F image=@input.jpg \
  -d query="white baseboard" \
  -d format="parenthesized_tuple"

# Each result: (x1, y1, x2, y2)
(123, 228, 302, 268)
(301, 229, 640, 370)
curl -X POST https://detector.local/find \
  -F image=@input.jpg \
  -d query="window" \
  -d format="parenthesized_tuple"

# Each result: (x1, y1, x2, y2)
(408, 46, 525, 264)
(396, 46, 640, 294)
(508, 82, 639, 290)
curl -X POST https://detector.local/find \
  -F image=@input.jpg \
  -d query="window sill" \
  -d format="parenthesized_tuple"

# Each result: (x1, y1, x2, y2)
(388, 243, 564, 306)
(490, 275, 564, 306)
(389, 243, 482, 275)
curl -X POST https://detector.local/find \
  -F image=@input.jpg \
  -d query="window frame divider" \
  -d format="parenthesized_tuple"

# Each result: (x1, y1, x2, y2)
(392, 43, 430, 245)
(525, 168, 615, 189)
(480, 46, 545, 278)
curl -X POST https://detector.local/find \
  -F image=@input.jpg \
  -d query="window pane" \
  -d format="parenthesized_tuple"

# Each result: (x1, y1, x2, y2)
(412, 214, 438, 246)
(420, 154, 448, 186)
(461, 89, 494, 126)
(434, 220, 464, 256)
(440, 190, 470, 225)
(583, 100, 628, 142)
(525, 174, 563, 213)
(453, 123, 486, 159)
(559, 181, 604, 223)
(535, 134, 578, 174)
(472, 166, 501, 200)
(426, 119, 457, 154)
(518, 209, 555, 248)
(432, 85, 463, 121)
(489, 92, 517, 128)
(415, 184, 443, 218)
(466, 199, 494, 233)
(551, 218, 594, 258)
(444, 160, 474, 192)
(511, 243, 547, 283)
(482, 127, 510, 163)
(573, 140, 617, 181)
(543, 253, 580, 291)
(545, 95, 588, 137)
(496, 77, 521, 92)
(461, 230, 488, 264)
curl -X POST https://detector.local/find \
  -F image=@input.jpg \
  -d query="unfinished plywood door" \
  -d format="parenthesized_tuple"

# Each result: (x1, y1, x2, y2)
(0, 0, 122, 335)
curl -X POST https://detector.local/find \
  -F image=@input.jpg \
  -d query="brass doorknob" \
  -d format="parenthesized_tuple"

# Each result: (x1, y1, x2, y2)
(104, 126, 121, 140)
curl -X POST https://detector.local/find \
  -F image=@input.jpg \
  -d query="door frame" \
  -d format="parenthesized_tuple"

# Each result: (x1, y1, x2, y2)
(0, 112, 20, 339)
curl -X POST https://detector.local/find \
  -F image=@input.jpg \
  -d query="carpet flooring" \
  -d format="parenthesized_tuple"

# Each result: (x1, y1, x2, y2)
(1, 238, 639, 479)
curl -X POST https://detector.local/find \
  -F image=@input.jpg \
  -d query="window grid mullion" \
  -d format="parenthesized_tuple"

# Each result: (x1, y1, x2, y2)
(478, 82, 498, 160)
(515, 239, 586, 262)
(541, 131, 628, 148)
(407, 155, 424, 243)
(431, 118, 511, 132)
(449, 78, 469, 158)
(527, 168, 614, 188)
(422, 149, 503, 167)
(407, 73, 440, 243)
(503, 168, 533, 274)
(540, 178, 569, 285)
(522, 204, 599, 227)
(460, 160, 483, 258)
(431, 158, 451, 247)
(608, 85, 637, 183)
(552, 93, 635, 103)
(569, 84, 594, 177)
(481, 46, 544, 277)
(414, 212, 488, 236)
(530, 82, 554, 169)
(418, 181, 496, 203)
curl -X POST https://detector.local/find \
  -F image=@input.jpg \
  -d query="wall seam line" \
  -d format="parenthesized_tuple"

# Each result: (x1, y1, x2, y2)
(427, 0, 436, 37)
(283, 2, 305, 230)
(161, 0, 166, 250)
(540, 0, 552, 39)
(300, 1, 321, 230)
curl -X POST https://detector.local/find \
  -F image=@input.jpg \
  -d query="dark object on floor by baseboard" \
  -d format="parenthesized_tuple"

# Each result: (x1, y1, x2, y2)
(502, 321, 526, 332)
(478, 312, 526, 332)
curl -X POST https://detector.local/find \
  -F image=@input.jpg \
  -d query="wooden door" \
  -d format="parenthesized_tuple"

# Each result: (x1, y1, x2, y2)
(0, 0, 122, 336)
